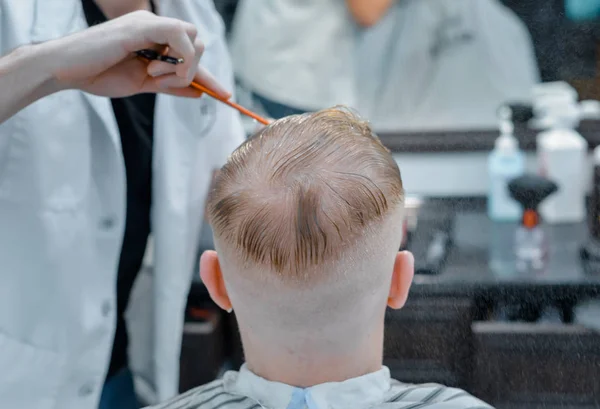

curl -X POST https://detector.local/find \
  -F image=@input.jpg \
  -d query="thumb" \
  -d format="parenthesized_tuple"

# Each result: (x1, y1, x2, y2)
(142, 74, 204, 98)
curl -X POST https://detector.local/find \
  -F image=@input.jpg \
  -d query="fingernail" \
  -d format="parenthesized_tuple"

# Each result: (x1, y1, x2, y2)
(227, 308, 233, 314)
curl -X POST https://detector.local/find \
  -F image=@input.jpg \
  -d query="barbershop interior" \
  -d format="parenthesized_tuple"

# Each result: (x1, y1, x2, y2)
(179, 1, 600, 408)
(3, 0, 600, 409)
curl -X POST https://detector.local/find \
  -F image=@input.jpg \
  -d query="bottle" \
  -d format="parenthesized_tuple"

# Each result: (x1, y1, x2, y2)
(488, 108, 526, 221)
(566, 0, 600, 22)
(537, 103, 588, 223)
(590, 146, 600, 240)
(508, 174, 558, 272)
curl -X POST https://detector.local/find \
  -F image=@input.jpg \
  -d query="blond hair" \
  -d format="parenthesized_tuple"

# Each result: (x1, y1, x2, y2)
(207, 107, 404, 279)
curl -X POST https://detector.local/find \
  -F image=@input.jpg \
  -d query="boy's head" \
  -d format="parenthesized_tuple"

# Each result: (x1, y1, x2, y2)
(201, 108, 414, 359)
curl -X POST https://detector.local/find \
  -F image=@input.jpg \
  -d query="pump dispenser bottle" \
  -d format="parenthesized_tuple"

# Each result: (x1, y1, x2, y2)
(488, 107, 526, 221)
(537, 103, 587, 223)
(589, 146, 600, 240)
(581, 146, 600, 267)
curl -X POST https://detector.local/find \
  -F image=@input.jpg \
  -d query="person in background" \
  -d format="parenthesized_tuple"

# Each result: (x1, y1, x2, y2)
(0, 1, 245, 409)
(228, 0, 395, 119)
(356, 0, 540, 132)
(148, 108, 492, 409)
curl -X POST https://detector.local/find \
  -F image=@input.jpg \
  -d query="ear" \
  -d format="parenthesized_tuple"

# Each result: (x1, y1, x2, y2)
(387, 251, 414, 310)
(200, 250, 232, 312)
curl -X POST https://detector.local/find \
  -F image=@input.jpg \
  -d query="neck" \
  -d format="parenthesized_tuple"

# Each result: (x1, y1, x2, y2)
(240, 322, 384, 387)
(93, 0, 151, 19)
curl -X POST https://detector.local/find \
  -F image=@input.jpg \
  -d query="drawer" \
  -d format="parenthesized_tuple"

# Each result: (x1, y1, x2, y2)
(471, 322, 600, 408)
(384, 296, 474, 388)
(179, 308, 225, 392)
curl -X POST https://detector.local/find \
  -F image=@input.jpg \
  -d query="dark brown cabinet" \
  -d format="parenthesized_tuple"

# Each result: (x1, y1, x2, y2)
(179, 294, 600, 407)
(384, 295, 474, 389)
(179, 309, 226, 393)
(382, 295, 600, 407)
(472, 322, 600, 409)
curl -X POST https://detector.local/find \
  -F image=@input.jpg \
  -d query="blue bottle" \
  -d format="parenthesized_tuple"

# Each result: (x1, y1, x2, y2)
(566, 0, 600, 21)
(488, 113, 526, 221)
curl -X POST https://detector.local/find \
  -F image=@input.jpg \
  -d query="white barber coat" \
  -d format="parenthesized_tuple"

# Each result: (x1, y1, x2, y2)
(0, 1, 245, 408)
(356, 0, 540, 131)
(229, 0, 359, 111)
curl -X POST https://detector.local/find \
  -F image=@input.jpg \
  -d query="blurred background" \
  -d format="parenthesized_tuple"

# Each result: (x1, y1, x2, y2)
(145, 1, 600, 408)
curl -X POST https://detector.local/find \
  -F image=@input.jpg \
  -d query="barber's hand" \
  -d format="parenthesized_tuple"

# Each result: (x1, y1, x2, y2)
(50, 10, 230, 99)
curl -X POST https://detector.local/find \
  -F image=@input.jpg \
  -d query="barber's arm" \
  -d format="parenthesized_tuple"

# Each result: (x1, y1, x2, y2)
(345, 0, 395, 27)
(0, 43, 60, 124)
(0, 10, 230, 125)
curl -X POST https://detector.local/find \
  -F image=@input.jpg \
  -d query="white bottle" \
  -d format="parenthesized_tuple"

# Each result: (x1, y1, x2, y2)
(537, 104, 588, 223)
(488, 114, 526, 221)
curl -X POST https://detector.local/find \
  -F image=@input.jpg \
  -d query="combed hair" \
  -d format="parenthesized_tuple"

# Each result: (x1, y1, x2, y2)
(207, 107, 404, 278)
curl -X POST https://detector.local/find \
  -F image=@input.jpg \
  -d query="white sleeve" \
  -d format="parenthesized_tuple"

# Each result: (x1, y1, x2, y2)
(160, 0, 246, 168)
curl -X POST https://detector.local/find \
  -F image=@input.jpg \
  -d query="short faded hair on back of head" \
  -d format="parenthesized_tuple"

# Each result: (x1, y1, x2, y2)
(207, 107, 404, 279)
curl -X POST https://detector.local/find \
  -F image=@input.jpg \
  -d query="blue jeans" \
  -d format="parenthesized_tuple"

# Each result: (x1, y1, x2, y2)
(99, 368, 140, 409)
(253, 93, 307, 120)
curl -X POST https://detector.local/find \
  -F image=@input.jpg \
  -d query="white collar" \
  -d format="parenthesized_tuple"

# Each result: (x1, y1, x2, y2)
(223, 364, 392, 409)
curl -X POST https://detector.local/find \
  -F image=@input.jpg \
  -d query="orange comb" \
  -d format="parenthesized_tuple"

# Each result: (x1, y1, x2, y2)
(137, 50, 270, 125)
(187, 81, 270, 125)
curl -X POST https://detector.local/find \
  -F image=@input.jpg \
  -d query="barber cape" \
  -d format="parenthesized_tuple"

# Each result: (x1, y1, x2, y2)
(147, 365, 492, 409)
(356, 0, 540, 132)
(0, 1, 245, 408)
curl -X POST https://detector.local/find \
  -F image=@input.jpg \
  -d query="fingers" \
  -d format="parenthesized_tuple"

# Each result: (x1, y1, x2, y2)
(153, 73, 191, 90)
(194, 65, 231, 100)
(147, 51, 231, 99)
(141, 17, 216, 92)
(151, 67, 231, 100)
(162, 87, 205, 99)
(147, 60, 178, 77)
(177, 37, 205, 83)
(156, 19, 197, 64)
(143, 74, 203, 98)
(155, 31, 230, 98)
(128, 12, 231, 98)
(125, 12, 197, 76)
